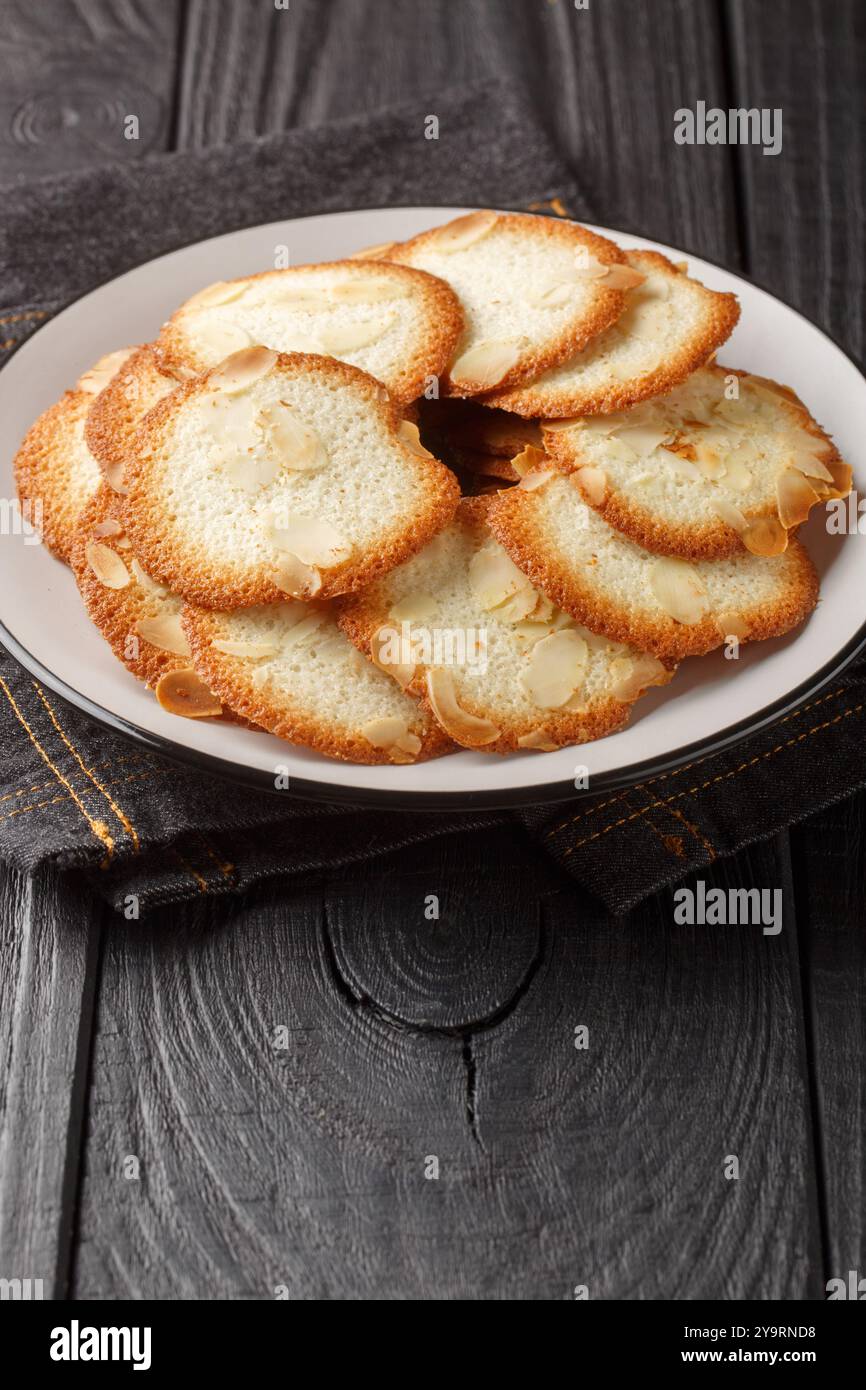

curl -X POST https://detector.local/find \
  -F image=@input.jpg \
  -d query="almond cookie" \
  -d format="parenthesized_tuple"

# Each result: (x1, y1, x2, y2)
(338, 497, 673, 754)
(182, 600, 453, 765)
(85, 344, 180, 491)
(485, 249, 740, 417)
(487, 473, 819, 661)
(542, 365, 851, 559)
(157, 259, 463, 406)
(386, 211, 631, 396)
(14, 348, 134, 563)
(121, 348, 460, 609)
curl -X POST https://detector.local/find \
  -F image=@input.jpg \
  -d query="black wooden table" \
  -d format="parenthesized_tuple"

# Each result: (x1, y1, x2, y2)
(0, 0, 863, 1301)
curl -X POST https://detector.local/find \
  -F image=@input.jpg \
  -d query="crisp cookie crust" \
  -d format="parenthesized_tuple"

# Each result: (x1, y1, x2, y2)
(14, 349, 134, 565)
(70, 480, 242, 721)
(386, 212, 628, 396)
(487, 475, 820, 661)
(121, 349, 461, 609)
(485, 249, 740, 417)
(338, 496, 673, 754)
(157, 259, 464, 406)
(85, 344, 180, 484)
(182, 601, 454, 765)
(542, 364, 851, 559)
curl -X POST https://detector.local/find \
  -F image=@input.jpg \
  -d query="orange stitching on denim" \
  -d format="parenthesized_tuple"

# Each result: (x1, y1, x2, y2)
(0, 766, 183, 824)
(560, 701, 865, 860)
(33, 683, 140, 852)
(0, 310, 47, 327)
(169, 846, 208, 893)
(0, 677, 115, 861)
(546, 685, 850, 841)
(195, 835, 235, 881)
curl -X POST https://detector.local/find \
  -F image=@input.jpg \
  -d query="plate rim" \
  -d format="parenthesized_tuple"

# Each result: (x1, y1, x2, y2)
(2, 204, 864, 811)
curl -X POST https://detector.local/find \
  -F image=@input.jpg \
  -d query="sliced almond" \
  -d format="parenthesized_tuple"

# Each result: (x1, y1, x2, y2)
(389, 593, 437, 623)
(92, 518, 123, 538)
(223, 452, 282, 494)
(572, 254, 610, 281)
(135, 612, 191, 656)
(694, 441, 726, 480)
(510, 444, 549, 478)
(574, 466, 608, 506)
(425, 668, 499, 747)
(129, 558, 168, 598)
(103, 460, 128, 495)
(318, 316, 394, 352)
(397, 419, 434, 458)
(155, 669, 222, 719)
(660, 448, 702, 481)
(469, 544, 531, 611)
(722, 444, 753, 492)
(517, 728, 558, 751)
(712, 498, 749, 534)
(614, 424, 671, 455)
(541, 416, 582, 433)
(513, 620, 554, 648)
(77, 348, 134, 395)
(271, 554, 322, 599)
(360, 715, 422, 763)
(259, 401, 328, 471)
(519, 467, 555, 491)
(741, 516, 788, 557)
(714, 611, 750, 641)
(328, 279, 408, 304)
(530, 594, 556, 623)
(281, 612, 328, 648)
(602, 264, 647, 290)
(777, 468, 820, 528)
(212, 639, 279, 659)
(528, 281, 575, 309)
(610, 653, 669, 702)
(649, 558, 709, 626)
(520, 629, 588, 709)
(187, 280, 248, 310)
(349, 241, 397, 261)
(450, 340, 521, 391)
(197, 322, 253, 361)
(267, 514, 351, 567)
(208, 345, 277, 393)
(430, 210, 499, 253)
(371, 625, 416, 690)
(86, 542, 130, 590)
(493, 588, 539, 623)
(789, 448, 834, 483)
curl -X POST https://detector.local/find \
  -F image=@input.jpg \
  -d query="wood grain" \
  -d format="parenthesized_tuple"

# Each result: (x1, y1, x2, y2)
(0, 0, 181, 180)
(176, 0, 739, 259)
(0, 866, 102, 1297)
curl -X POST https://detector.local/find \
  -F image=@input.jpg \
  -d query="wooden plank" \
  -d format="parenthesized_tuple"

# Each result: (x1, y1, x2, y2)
(177, 0, 738, 259)
(727, 0, 866, 1293)
(0, 867, 102, 1298)
(0, 0, 181, 180)
(790, 796, 866, 1285)
(72, 829, 820, 1299)
(0, 0, 182, 1299)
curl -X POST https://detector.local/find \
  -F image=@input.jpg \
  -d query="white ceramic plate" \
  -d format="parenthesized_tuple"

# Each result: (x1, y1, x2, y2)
(1, 207, 864, 808)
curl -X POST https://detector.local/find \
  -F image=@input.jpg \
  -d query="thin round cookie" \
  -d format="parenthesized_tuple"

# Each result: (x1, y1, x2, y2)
(14, 348, 133, 563)
(121, 347, 460, 609)
(85, 344, 180, 491)
(385, 211, 632, 396)
(484, 249, 740, 417)
(182, 601, 453, 766)
(72, 486, 240, 721)
(338, 497, 673, 754)
(542, 365, 851, 559)
(487, 473, 819, 661)
(156, 259, 463, 406)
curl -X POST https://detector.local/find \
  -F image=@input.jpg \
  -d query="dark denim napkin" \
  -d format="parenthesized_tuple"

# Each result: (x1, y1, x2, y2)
(1, 79, 864, 914)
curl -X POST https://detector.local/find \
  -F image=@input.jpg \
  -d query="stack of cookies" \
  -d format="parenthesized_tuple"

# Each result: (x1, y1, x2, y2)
(14, 211, 851, 765)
